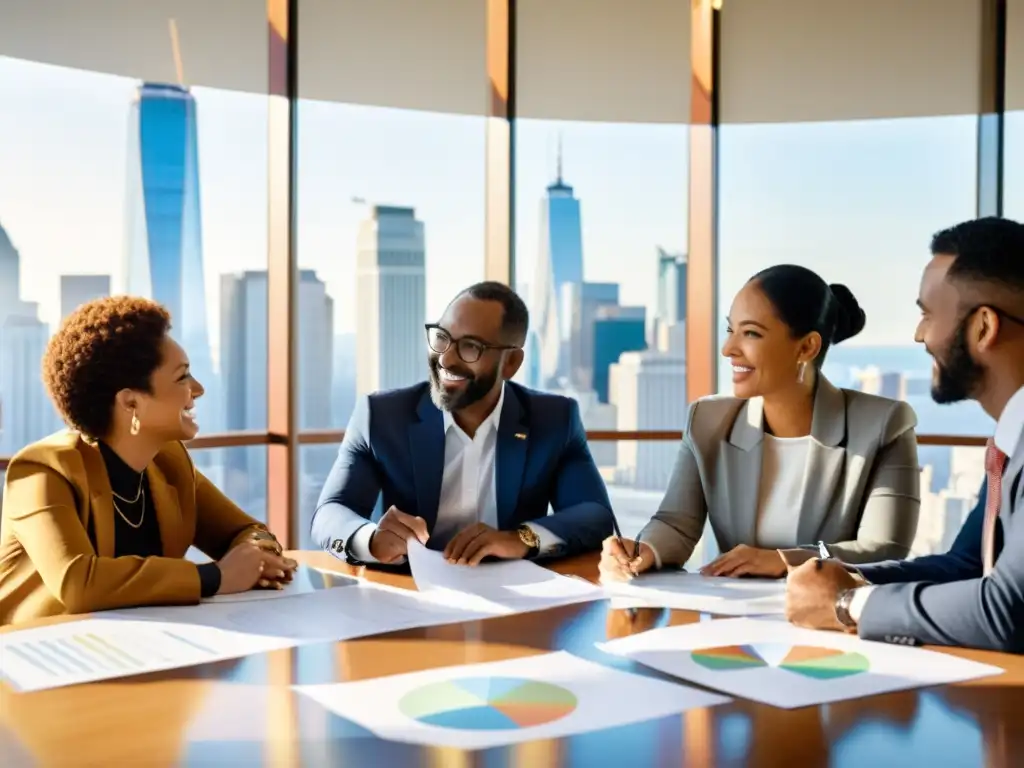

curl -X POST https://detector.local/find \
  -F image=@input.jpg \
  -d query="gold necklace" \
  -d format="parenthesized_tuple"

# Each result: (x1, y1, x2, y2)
(111, 472, 144, 504)
(112, 487, 146, 529)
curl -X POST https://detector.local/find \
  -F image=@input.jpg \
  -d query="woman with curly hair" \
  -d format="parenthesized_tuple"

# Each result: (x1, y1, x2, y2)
(0, 296, 296, 624)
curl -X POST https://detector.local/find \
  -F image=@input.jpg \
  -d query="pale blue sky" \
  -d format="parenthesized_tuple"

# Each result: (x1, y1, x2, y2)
(1, 54, 1022, 379)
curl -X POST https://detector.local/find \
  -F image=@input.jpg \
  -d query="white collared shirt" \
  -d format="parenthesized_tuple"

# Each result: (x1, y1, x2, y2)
(350, 384, 561, 562)
(848, 385, 1024, 622)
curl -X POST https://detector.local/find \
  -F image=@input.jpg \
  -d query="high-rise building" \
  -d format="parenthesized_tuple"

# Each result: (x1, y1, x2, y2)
(527, 145, 584, 388)
(610, 350, 686, 491)
(122, 82, 216, 428)
(592, 306, 647, 403)
(564, 282, 619, 391)
(655, 248, 687, 326)
(220, 268, 334, 516)
(60, 275, 111, 320)
(1, 308, 60, 453)
(0, 222, 20, 319)
(356, 205, 426, 395)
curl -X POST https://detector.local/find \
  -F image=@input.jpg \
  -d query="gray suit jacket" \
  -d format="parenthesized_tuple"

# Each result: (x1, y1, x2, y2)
(639, 378, 920, 567)
(859, 436, 1024, 652)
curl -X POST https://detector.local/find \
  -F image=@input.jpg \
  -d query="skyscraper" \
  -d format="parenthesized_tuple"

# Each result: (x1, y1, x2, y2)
(593, 306, 648, 404)
(527, 144, 584, 388)
(654, 248, 687, 356)
(0, 222, 20, 319)
(60, 275, 111, 320)
(122, 82, 216, 425)
(610, 350, 687, 491)
(1, 308, 60, 453)
(356, 205, 426, 395)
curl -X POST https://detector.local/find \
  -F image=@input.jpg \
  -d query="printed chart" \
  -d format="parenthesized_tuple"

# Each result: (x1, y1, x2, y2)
(398, 677, 577, 730)
(0, 618, 286, 692)
(294, 650, 730, 749)
(597, 618, 1003, 709)
(691, 644, 870, 680)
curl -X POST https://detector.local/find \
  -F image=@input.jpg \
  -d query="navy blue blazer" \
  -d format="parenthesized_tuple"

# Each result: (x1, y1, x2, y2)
(858, 478, 986, 585)
(311, 381, 614, 561)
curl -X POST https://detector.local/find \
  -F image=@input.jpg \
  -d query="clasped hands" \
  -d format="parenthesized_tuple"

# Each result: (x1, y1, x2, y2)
(368, 506, 529, 565)
(215, 530, 298, 595)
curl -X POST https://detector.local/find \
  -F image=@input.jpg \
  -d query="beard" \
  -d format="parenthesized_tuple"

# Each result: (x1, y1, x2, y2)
(931, 320, 985, 404)
(428, 356, 500, 412)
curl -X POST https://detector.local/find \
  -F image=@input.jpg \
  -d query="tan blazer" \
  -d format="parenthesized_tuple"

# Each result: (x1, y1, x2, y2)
(639, 378, 921, 567)
(0, 431, 267, 625)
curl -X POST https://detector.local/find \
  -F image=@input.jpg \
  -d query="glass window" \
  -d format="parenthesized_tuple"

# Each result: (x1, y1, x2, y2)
(0, 6, 269, 520)
(295, 3, 488, 548)
(515, 2, 690, 504)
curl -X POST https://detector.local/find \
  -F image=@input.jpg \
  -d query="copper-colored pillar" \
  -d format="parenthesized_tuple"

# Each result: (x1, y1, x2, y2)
(485, 0, 515, 285)
(266, 0, 298, 547)
(977, 0, 1007, 217)
(686, 0, 721, 402)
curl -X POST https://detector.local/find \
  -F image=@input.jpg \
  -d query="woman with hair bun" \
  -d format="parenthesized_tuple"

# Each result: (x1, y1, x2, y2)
(0, 297, 296, 625)
(601, 265, 921, 581)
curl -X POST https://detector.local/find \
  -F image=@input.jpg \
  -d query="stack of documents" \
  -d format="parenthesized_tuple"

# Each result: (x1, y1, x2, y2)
(603, 571, 787, 615)
(406, 541, 604, 614)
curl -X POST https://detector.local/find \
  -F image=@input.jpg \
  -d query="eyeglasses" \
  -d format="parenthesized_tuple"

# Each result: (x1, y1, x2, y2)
(961, 304, 1024, 328)
(425, 324, 517, 364)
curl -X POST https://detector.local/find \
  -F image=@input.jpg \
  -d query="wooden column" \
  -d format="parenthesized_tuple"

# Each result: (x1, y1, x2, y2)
(485, 0, 515, 285)
(685, 0, 721, 402)
(266, 0, 298, 547)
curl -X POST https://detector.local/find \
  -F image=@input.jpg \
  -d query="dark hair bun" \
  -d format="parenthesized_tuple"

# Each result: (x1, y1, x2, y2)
(828, 283, 866, 344)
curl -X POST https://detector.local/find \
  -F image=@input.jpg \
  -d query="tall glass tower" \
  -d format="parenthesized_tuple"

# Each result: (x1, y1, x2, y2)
(528, 146, 584, 388)
(122, 83, 217, 425)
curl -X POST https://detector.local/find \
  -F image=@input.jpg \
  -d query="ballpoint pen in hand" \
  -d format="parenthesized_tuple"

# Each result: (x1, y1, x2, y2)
(815, 540, 831, 569)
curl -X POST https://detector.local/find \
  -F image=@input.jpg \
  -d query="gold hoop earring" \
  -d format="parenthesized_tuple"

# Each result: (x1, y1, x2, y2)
(797, 361, 807, 384)
(130, 410, 141, 436)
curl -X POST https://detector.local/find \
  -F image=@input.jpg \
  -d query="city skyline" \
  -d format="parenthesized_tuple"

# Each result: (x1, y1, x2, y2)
(1, 52, 1018, 554)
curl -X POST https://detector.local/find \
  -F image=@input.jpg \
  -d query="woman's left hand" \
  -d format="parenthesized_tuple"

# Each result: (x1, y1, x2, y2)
(700, 544, 787, 578)
(249, 531, 298, 587)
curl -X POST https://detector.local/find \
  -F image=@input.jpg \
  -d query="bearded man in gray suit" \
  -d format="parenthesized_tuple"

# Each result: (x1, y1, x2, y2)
(786, 216, 1024, 653)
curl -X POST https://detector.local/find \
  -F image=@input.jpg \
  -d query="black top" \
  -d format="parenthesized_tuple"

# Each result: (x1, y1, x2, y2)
(97, 441, 221, 598)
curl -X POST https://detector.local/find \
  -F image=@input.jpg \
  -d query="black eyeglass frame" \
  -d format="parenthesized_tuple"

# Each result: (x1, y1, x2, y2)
(424, 323, 519, 364)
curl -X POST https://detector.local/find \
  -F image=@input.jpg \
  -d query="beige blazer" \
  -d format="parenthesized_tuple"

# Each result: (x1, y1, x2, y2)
(0, 431, 267, 625)
(639, 378, 921, 567)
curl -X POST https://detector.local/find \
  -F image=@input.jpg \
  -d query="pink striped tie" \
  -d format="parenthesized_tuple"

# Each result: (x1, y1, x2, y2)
(982, 438, 1008, 575)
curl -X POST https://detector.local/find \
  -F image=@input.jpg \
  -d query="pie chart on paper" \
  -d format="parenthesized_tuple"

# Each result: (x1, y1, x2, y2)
(690, 643, 870, 680)
(398, 677, 578, 730)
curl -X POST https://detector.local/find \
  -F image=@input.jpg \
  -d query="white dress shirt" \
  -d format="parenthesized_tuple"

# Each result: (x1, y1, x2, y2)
(349, 384, 562, 563)
(848, 384, 1024, 622)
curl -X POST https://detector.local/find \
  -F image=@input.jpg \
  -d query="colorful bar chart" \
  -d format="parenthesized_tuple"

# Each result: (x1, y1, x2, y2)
(0, 619, 257, 692)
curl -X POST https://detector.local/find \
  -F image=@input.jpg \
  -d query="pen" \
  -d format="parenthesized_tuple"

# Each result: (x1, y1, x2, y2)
(816, 540, 831, 569)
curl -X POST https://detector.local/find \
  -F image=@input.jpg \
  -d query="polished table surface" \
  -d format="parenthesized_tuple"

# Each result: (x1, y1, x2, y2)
(2, 551, 1024, 767)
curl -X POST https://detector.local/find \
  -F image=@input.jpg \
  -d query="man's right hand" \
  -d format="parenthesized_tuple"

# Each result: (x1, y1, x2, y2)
(216, 542, 296, 595)
(369, 506, 429, 564)
(598, 536, 656, 582)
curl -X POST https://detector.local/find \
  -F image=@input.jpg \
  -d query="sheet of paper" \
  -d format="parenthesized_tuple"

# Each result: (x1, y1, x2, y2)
(294, 650, 729, 749)
(201, 566, 356, 603)
(603, 572, 787, 615)
(597, 617, 1004, 709)
(112, 579, 498, 645)
(0, 617, 290, 693)
(407, 540, 604, 614)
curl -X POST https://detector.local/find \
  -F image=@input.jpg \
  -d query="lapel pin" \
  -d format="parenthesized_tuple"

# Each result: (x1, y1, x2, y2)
(514, 432, 527, 440)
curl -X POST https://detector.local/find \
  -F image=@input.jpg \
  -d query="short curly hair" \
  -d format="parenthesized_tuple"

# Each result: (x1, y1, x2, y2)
(42, 296, 172, 438)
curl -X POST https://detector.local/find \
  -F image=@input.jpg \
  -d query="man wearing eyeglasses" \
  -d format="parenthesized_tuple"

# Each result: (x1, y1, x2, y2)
(784, 217, 1024, 653)
(311, 281, 614, 566)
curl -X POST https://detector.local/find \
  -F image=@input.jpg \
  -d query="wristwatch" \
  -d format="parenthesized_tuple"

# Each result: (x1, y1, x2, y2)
(517, 525, 541, 558)
(834, 588, 857, 632)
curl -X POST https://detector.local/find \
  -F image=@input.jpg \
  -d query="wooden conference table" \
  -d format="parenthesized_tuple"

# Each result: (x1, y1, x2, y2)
(2, 552, 1023, 767)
